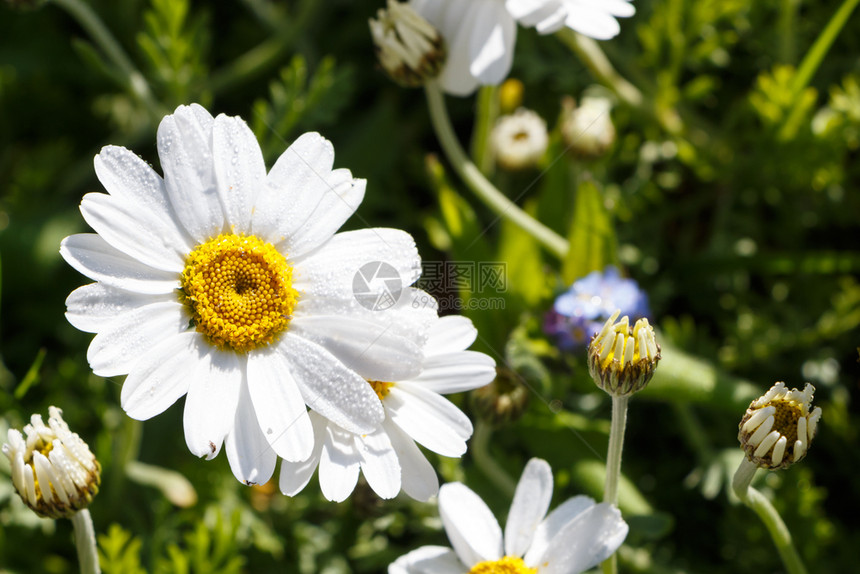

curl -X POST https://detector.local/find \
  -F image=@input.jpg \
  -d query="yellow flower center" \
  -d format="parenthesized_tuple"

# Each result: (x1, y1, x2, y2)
(468, 556, 537, 574)
(181, 234, 298, 352)
(368, 380, 394, 400)
(768, 397, 803, 446)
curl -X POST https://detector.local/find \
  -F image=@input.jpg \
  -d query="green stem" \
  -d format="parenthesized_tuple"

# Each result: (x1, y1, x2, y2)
(556, 30, 643, 108)
(731, 458, 809, 574)
(779, 0, 798, 64)
(424, 81, 568, 258)
(471, 85, 499, 175)
(471, 421, 517, 497)
(780, 0, 860, 138)
(601, 394, 628, 574)
(71, 509, 101, 574)
(49, 0, 163, 119)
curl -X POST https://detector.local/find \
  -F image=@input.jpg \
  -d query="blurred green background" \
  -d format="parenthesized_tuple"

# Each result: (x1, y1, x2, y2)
(1, 0, 859, 572)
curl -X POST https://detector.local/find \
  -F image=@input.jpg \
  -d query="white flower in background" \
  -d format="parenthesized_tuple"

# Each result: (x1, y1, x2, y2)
(61, 103, 434, 486)
(490, 108, 549, 170)
(280, 315, 496, 502)
(2, 407, 100, 519)
(390, 458, 628, 573)
(561, 95, 616, 158)
(411, 0, 635, 95)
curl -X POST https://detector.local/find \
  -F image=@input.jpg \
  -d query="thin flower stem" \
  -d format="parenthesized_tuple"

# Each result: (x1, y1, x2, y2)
(731, 458, 809, 574)
(48, 0, 163, 120)
(424, 81, 568, 259)
(601, 394, 629, 574)
(471, 421, 517, 497)
(471, 85, 499, 175)
(556, 30, 643, 108)
(780, 0, 860, 139)
(71, 509, 101, 574)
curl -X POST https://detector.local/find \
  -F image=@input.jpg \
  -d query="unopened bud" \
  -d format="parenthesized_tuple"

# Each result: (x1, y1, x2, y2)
(588, 310, 660, 396)
(738, 382, 822, 470)
(2, 407, 101, 519)
(471, 368, 529, 427)
(561, 96, 616, 159)
(369, 0, 446, 87)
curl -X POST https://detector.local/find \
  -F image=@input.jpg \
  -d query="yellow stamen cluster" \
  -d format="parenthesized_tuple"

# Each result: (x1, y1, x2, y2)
(368, 380, 394, 401)
(738, 382, 822, 470)
(588, 310, 661, 397)
(181, 233, 297, 352)
(468, 556, 537, 574)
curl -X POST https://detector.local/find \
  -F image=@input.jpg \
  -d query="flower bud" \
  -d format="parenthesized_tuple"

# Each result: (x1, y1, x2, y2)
(471, 368, 529, 427)
(369, 0, 446, 87)
(561, 95, 616, 159)
(738, 382, 822, 470)
(2, 407, 101, 519)
(588, 310, 660, 396)
(490, 108, 549, 171)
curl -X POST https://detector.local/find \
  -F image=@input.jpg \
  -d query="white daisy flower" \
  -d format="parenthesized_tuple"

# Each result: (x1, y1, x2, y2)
(61, 103, 435, 486)
(280, 315, 497, 502)
(491, 108, 549, 170)
(411, 0, 635, 95)
(390, 458, 628, 573)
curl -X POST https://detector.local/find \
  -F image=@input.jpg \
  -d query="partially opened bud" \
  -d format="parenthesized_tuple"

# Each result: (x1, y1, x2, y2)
(2, 407, 101, 519)
(588, 310, 660, 396)
(738, 382, 822, 470)
(369, 0, 446, 87)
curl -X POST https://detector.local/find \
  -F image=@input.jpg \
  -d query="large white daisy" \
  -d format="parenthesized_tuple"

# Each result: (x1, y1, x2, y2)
(390, 458, 628, 574)
(280, 315, 496, 502)
(61, 103, 435, 486)
(411, 0, 635, 95)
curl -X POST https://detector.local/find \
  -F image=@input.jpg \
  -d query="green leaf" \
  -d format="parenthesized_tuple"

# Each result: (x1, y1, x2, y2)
(562, 179, 617, 284)
(98, 524, 147, 574)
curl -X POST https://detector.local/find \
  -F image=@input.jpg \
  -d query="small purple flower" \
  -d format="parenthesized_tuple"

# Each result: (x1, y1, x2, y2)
(544, 266, 650, 351)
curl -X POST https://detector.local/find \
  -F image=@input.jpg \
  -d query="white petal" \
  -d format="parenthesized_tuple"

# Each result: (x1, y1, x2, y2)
(505, 458, 553, 557)
(225, 376, 277, 486)
(410, 351, 497, 394)
(79, 192, 188, 272)
(319, 424, 361, 502)
(87, 300, 189, 377)
(253, 132, 365, 257)
(390, 545, 465, 574)
(292, 228, 422, 298)
(290, 315, 423, 382)
(383, 418, 438, 502)
(355, 425, 401, 499)
(246, 348, 314, 462)
(386, 384, 472, 457)
(469, 0, 517, 85)
(506, 0, 564, 27)
(60, 234, 180, 294)
(423, 315, 478, 355)
(157, 104, 224, 242)
(533, 502, 628, 574)
(524, 495, 596, 566)
(278, 333, 384, 434)
(296, 287, 438, 349)
(183, 350, 242, 459)
(212, 115, 266, 232)
(434, 2, 483, 95)
(120, 331, 202, 420)
(65, 283, 175, 333)
(279, 412, 327, 496)
(439, 482, 503, 565)
(563, 4, 622, 40)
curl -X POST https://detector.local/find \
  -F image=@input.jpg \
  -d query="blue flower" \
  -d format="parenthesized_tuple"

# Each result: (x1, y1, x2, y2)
(544, 266, 650, 350)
